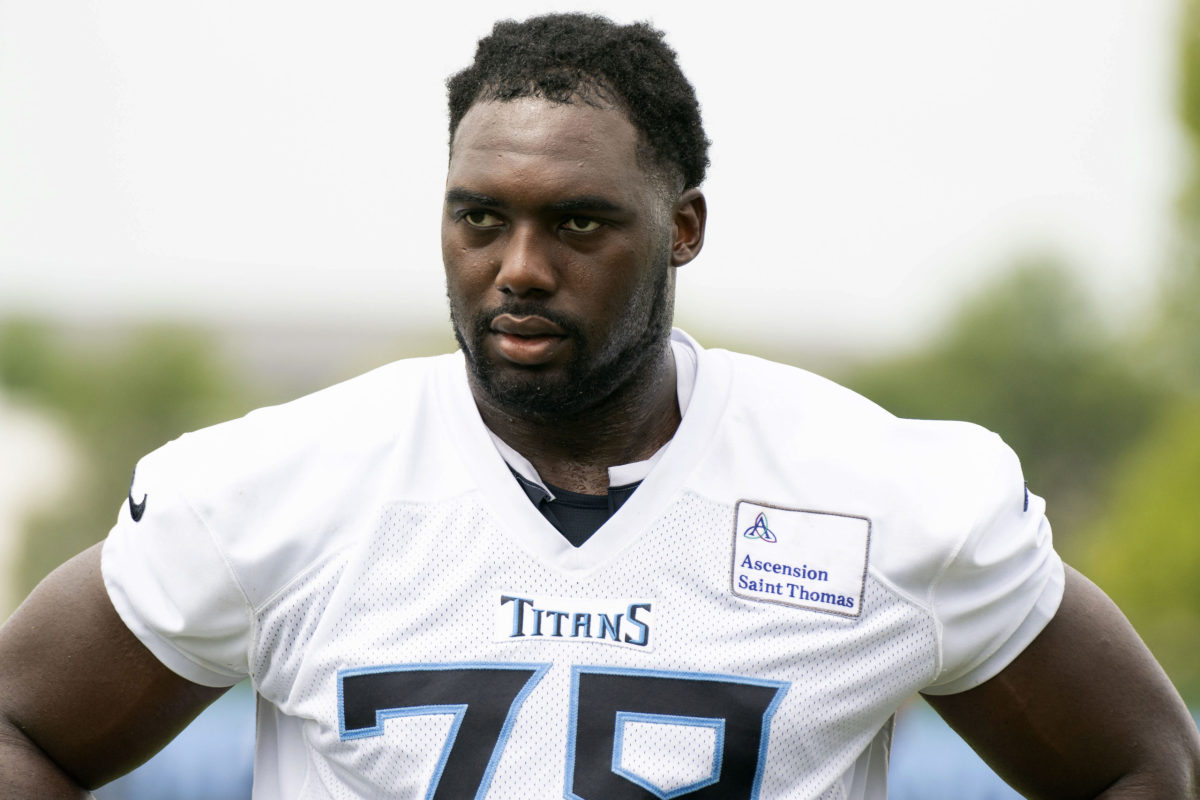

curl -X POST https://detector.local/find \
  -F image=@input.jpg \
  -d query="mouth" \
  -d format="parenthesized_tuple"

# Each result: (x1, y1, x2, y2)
(489, 314, 569, 366)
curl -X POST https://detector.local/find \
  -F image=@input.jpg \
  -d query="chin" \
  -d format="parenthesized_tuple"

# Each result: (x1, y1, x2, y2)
(475, 364, 598, 418)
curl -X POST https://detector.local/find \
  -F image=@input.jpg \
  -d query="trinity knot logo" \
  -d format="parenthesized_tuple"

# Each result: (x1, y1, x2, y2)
(741, 512, 777, 543)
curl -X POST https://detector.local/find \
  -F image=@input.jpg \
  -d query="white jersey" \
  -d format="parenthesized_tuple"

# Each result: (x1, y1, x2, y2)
(102, 330, 1063, 799)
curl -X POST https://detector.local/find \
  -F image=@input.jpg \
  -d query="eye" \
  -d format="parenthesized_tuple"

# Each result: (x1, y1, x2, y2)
(561, 217, 601, 233)
(463, 210, 503, 228)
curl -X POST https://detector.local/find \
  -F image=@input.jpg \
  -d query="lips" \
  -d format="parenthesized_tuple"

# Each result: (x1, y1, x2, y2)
(491, 314, 567, 338)
(489, 314, 569, 365)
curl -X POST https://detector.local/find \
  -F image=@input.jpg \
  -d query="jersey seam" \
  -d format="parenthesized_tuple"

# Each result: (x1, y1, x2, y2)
(924, 545, 1064, 696)
(922, 523, 971, 688)
(244, 473, 479, 615)
(165, 479, 257, 681)
(244, 524, 378, 691)
(866, 566, 933, 617)
(923, 430, 1015, 688)
(247, 488, 481, 637)
(175, 487, 255, 612)
(923, 430, 1021, 690)
(250, 536, 358, 616)
(865, 567, 943, 687)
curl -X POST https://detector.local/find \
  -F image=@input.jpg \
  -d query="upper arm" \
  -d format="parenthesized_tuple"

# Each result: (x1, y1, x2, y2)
(0, 543, 227, 789)
(923, 564, 1200, 799)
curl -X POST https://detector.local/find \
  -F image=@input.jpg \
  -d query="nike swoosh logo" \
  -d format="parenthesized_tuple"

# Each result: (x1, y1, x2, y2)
(128, 492, 147, 522)
(128, 469, 147, 522)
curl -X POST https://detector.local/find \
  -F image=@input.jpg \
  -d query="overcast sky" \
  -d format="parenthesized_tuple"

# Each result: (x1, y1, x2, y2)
(0, 1, 1184, 354)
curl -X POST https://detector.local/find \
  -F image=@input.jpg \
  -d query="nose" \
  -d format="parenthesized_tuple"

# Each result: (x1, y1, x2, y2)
(495, 224, 556, 297)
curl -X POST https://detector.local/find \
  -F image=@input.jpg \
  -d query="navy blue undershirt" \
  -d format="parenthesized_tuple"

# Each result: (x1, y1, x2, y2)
(510, 468, 639, 547)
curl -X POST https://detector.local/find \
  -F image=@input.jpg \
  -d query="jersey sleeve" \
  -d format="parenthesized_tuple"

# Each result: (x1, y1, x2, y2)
(921, 433, 1065, 695)
(101, 440, 252, 688)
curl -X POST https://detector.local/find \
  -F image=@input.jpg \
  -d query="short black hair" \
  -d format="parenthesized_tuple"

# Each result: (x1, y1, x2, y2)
(447, 13, 709, 190)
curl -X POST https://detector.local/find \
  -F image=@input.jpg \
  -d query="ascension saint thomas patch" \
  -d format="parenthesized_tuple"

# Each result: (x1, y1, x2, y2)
(731, 502, 870, 617)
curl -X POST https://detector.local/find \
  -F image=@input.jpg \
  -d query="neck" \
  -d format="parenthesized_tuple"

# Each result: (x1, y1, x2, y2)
(472, 342, 680, 495)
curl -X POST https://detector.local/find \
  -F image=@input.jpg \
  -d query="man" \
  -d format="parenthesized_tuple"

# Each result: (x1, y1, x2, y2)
(1, 13, 1197, 799)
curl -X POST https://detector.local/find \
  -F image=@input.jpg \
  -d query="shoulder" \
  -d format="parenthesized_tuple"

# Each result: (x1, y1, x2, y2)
(696, 344, 1035, 579)
(131, 353, 464, 604)
(151, 353, 452, 483)
(101, 354, 469, 684)
(697, 345, 1062, 689)
(705, 345, 1013, 498)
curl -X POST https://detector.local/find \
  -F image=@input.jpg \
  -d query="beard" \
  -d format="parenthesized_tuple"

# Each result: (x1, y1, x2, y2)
(449, 264, 674, 420)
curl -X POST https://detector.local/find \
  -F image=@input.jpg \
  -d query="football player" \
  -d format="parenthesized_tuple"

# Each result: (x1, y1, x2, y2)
(2, 13, 1198, 799)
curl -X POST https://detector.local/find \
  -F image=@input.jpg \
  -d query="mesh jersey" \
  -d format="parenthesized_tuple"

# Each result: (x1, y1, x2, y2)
(102, 330, 1063, 799)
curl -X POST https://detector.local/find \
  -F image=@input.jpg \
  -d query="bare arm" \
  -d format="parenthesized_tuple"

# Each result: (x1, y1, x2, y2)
(924, 564, 1200, 799)
(0, 543, 227, 795)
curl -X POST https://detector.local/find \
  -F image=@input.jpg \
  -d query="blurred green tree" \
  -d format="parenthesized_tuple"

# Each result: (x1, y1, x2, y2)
(1076, 0, 1200, 703)
(1150, 0, 1200, 392)
(841, 258, 1165, 545)
(0, 318, 259, 598)
(1077, 401, 1200, 701)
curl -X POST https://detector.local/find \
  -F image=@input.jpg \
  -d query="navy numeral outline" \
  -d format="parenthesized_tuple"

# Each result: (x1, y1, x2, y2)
(337, 662, 549, 800)
(338, 662, 789, 799)
(566, 666, 790, 799)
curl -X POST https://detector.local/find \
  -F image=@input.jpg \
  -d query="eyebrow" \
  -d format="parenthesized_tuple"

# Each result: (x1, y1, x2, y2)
(444, 188, 624, 215)
(445, 188, 503, 207)
(547, 196, 623, 214)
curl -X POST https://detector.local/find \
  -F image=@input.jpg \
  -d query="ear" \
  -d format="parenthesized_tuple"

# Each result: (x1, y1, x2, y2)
(669, 188, 707, 267)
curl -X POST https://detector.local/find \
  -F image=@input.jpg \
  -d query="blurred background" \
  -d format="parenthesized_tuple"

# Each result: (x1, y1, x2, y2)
(2, 0, 1197, 796)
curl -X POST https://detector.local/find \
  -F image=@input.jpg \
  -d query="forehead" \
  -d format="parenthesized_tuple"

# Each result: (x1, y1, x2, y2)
(446, 98, 655, 201)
